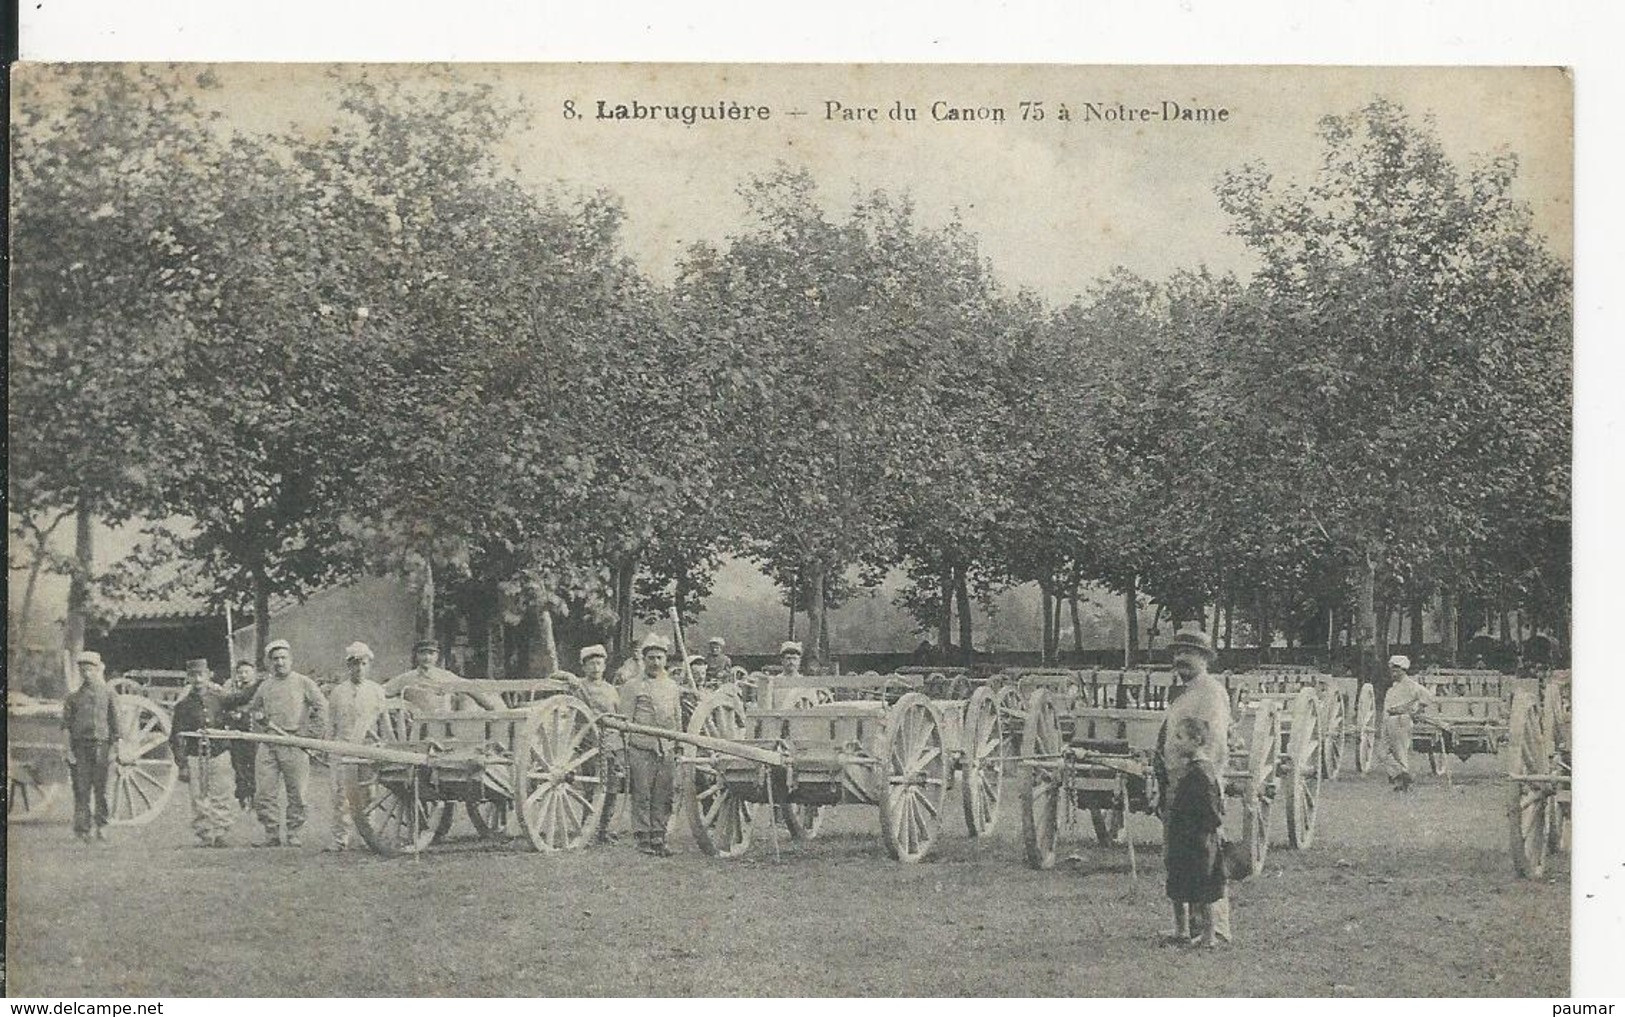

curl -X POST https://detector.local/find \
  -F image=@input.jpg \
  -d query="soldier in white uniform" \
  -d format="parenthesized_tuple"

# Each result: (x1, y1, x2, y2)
(1377, 654, 1436, 791)
(325, 642, 387, 851)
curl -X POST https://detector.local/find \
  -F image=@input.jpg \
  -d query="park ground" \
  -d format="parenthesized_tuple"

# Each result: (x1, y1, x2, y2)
(5, 751, 1567, 997)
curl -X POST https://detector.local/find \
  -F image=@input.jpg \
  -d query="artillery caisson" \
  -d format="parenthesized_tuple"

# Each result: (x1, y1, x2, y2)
(680, 682, 1007, 863)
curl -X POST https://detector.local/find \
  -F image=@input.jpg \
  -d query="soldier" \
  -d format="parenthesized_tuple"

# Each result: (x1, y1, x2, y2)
(223, 659, 262, 809)
(1378, 655, 1436, 792)
(325, 642, 386, 852)
(246, 639, 329, 847)
(704, 637, 733, 685)
(62, 651, 119, 844)
(383, 638, 486, 711)
(569, 644, 622, 844)
(687, 655, 710, 687)
(779, 640, 804, 678)
(621, 632, 682, 856)
(169, 658, 241, 848)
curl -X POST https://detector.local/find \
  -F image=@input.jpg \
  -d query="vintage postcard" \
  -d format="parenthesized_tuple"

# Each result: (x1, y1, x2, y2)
(7, 63, 1575, 998)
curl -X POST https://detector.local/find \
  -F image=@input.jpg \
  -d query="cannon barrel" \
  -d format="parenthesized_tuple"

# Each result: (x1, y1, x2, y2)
(597, 716, 787, 767)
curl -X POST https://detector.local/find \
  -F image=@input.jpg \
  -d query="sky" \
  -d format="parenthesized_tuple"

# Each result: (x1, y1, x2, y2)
(181, 63, 1573, 303)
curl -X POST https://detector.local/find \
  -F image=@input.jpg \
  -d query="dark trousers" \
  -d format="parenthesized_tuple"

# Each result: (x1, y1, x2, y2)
(229, 741, 257, 803)
(69, 738, 111, 834)
(627, 747, 674, 843)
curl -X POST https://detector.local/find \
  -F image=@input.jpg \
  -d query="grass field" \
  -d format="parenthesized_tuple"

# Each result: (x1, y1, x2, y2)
(5, 751, 1567, 997)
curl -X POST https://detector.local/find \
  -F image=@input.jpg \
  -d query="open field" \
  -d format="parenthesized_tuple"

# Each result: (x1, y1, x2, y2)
(5, 752, 1566, 997)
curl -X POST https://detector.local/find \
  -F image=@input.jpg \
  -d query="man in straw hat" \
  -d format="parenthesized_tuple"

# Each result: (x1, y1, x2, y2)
(622, 632, 682, 856)
(170, 658, 242, 847)
(1377, 654, 1435, 792)
(1158, 629, 1235, 946)
(324, 642, 386, 851)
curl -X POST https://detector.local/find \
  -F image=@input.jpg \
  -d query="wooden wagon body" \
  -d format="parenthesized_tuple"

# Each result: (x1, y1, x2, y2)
(1409, 694, 1508, 777)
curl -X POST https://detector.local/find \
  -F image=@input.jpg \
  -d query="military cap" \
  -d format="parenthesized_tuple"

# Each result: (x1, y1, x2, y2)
(579, 644, 608, 664)
(639, 632, 671, 655)
(413, 639, 440, 655)
(265, 638, 292, 655)
(688, 655, 708, 667)
(1387, 654, 1412, 672)
(780, 641, 803, 656)
(1168, 631, 1215, 659)
(185, 657, 210, 673)
(344, 641, 375, 661)
(75, 650, 104, 666)
(707, 636, 726, 648)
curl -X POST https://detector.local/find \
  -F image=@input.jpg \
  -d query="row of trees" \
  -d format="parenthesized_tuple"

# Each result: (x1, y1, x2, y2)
(10, 68, 1571, 672)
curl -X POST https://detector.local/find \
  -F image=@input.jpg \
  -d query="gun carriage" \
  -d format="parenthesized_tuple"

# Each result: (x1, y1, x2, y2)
(1506, 675, 1570, 878)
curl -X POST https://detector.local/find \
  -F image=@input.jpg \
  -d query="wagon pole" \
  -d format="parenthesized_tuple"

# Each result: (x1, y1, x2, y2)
(597, 716, 788, 768)
(189, 729, 437, 767)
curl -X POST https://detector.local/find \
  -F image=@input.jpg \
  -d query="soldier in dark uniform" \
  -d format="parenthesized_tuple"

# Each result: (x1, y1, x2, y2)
(170, 658, 248, 847)
(62, 651, 119, 843)
(223, 659, 262, 809)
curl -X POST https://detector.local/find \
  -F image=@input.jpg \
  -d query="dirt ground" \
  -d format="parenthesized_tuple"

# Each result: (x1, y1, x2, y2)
(5, 751, 1567, 997)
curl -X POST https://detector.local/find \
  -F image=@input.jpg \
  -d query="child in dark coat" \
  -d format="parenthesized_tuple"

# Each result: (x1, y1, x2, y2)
(1164, 716, 1227, 948)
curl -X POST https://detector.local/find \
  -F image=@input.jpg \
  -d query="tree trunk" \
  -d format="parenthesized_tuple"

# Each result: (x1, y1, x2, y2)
(1039, 583, 1055, 664)
(1223, 588, 1235, 650)
(1123, 581, 1140, 668)
(253, 568, 271, 666)
(614, 553, 637, 659)
(938, 562, 954, 654)
(1409, 596, 1425, 654)
(413, 556, 436, 642)
(819, 604, 831, 666)
(955, 566, 974, 666)
(65, 502, 94, 655)
(1069, 592, 1085, 654)
(538, 608, 559, 677)
(806, 563, 828, 670)
(1440, 587, 1459, 666)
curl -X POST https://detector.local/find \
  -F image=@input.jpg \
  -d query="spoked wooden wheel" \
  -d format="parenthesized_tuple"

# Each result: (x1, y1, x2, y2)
(1241, 699, 1281, 874)
(1318, 690, 1346, 780)
(1018, 689, 1063, 870)
(961, 686, 1007, 836)
(1507, 688, 1557, 877)
(877, 692, 949, 863)
(1427, 738, 1452, 777)
(1353, 683, 1377, 774)
(684, 692, 755, 858)
(1285, 688, 1323, 850)
(105, 694, 179, 826)
(348, 765, 451, 856)
(518, 697, 609, 851)
(465, 765, 514, 839)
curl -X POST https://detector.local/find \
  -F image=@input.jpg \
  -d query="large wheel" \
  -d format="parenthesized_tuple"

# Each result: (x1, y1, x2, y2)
(348, 764, 449, 856)
(1285, 688, 1323, 850)
(1017, 689, 1063, 870)
(517, 697, 609, 852)
(1318, 690, 1346, 780)
(1507, 688, 1556, 878)
(960, 686, 1007, 836)
(877, 692, 949, 863)
(1353, 682, 1377, 774)
(105, 694, 180, 826)
(683, 692, 754, 858)
(1240, 700, 1280, 874)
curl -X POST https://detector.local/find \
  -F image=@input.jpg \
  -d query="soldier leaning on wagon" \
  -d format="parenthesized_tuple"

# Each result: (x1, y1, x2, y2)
(622, 632, 683, 856)
(246, 639, 330, 847)
(567, 644, 623, 844)
(383, 639, 485, 711)
(1377, 655, 1436, 792)
(1156, 631, 1236, 947)
(324, 642, 387, 852)
(170, 658, 249, 848)
(223, 660, 263, 809)
(62, 651, 120, 844)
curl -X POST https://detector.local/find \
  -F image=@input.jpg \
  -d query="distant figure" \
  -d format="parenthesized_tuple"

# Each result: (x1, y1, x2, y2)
(1157, 630, 1234, 946)
(686, 655, 709, 687)
(62, 651, 119, 844)
(704, 637, 733, 685)
(325, 642, 386, 852)
(1377, 655, 1435, 792)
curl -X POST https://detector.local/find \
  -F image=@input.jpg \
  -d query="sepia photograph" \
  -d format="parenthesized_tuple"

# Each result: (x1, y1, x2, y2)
(6, 60, 1577, 997)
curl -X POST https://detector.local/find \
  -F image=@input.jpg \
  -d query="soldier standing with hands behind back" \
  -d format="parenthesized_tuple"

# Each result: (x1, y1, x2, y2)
(621, 633, 682, 856)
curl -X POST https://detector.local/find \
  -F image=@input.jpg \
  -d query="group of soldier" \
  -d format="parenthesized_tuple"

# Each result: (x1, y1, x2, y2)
(123, 630, 753, 857)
